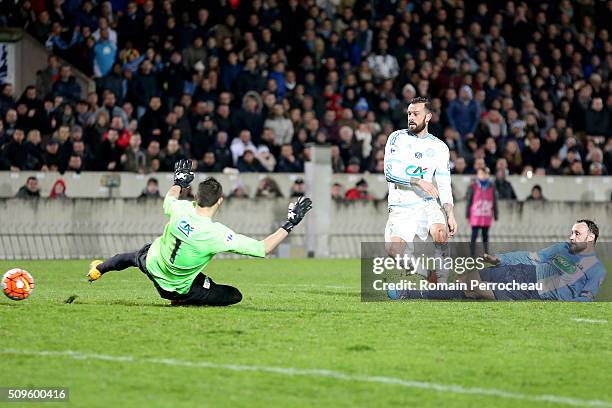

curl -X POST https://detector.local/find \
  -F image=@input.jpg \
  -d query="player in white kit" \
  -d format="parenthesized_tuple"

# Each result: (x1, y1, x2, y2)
(383, 97, 457, 282)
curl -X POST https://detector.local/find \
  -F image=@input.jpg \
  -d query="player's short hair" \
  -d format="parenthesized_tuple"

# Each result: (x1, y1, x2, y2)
(576, 219, 599, 243)
(408, 96, 433, 113)
(196, 177, 223, 208)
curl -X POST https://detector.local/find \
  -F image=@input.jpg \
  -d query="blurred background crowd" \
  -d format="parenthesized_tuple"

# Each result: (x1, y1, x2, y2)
(0, 0, 611, 184)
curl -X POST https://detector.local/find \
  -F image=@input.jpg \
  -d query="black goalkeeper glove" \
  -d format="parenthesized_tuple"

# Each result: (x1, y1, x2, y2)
(282, 196, 313, 233)
(173, 159, 194, 189)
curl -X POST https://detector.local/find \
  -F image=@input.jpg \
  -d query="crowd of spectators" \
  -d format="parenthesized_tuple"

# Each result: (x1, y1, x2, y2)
(0, 0, 611, 181)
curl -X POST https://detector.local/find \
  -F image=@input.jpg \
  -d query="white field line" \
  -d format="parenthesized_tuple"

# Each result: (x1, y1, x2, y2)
(2, 349, 611, 407)
(570, 318, 608, 324)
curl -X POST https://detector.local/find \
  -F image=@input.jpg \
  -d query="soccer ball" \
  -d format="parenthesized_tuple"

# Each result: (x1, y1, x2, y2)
(2, 269, 35, 301)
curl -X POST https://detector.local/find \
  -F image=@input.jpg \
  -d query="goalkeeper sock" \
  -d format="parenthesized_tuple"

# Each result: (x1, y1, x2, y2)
(97, 251, 138, 273)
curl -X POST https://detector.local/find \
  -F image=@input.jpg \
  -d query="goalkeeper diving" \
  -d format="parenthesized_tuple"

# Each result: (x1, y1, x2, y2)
(87, 159, 313, 306)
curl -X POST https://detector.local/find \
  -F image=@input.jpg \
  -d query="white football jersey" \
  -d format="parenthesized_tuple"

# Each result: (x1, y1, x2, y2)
(383, 129, 453, 208)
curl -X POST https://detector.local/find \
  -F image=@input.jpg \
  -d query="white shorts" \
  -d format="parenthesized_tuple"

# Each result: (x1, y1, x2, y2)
(384, 201, 446, 243)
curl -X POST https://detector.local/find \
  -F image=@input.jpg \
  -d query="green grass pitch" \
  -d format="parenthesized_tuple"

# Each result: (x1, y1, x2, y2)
(0, 259, 611, 408)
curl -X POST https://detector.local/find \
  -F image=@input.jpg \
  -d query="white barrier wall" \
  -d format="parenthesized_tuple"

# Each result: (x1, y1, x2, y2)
(1, 171, 611, 201)
(0, 198, 610, 259)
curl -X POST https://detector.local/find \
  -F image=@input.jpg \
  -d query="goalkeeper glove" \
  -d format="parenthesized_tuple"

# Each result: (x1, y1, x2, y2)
(282, 196, 313, 233)
(173, 159, 194, 189)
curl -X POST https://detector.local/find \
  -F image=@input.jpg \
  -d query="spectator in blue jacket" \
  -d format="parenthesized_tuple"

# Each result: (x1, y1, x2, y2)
(447, 85, 481, 139)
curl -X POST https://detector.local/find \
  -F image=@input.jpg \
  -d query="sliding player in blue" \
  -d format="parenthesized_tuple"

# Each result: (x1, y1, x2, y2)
(390, 219, 606, 301)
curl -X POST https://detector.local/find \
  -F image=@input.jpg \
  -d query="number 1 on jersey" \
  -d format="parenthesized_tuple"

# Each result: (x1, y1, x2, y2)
(170, 238, 182, 263)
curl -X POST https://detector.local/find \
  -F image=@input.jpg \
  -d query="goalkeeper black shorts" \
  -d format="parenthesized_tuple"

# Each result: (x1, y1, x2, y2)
(136, 243, 242, 306)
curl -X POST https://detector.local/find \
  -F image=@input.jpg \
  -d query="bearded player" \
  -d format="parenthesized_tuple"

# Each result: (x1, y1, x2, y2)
(392, 220, 606, 301)
(86, 159, 312, 306)
(384, 97, 457, 283)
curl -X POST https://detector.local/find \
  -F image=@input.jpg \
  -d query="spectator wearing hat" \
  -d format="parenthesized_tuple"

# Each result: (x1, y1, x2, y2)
(256, 145, 276, 172)
(289, 178, 306, 198)
(345, 178, 373, 201)
(447, 85, 480, 140)
(49, 178, 67, 199)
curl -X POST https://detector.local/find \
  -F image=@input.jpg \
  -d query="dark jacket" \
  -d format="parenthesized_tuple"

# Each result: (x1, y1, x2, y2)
(94, 140, 123, 171)
(2, 140, 28, 169)
(275, 157, 303, 172)
(15, 186, 40, 198)
(494, 178, 517, 200)
(52, 76, 82, 103)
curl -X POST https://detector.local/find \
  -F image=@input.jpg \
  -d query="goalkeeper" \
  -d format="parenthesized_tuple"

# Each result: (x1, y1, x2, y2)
(86, 159, 313, 306)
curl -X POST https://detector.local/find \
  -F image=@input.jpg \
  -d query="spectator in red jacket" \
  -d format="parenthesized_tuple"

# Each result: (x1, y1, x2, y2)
(345, 178, 373, 201)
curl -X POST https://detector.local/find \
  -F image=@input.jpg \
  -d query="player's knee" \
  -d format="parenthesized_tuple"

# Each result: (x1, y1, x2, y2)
(432, 228, 447, 244)
(385, 241, 405, 257)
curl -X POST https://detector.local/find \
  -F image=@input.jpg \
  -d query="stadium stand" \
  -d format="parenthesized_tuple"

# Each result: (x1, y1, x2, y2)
(0, 0, 610, 180)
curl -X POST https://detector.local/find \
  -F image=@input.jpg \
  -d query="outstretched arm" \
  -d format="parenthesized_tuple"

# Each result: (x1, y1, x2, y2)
(166, 185, 181, 200)
(163, 160, 194, 216)
(263, 228, 289, 255)
(261, 197, 313, 254)
(222, 197, 313, 257)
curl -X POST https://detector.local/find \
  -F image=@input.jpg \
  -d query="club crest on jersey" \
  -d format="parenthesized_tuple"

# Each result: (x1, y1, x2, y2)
(426, 148, 435, 157)
(415, 152, 423, 159)
(177, 220, 194, 238)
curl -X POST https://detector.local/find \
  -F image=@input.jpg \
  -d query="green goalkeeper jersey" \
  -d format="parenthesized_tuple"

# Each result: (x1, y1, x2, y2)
(145, 195, 266, 294)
